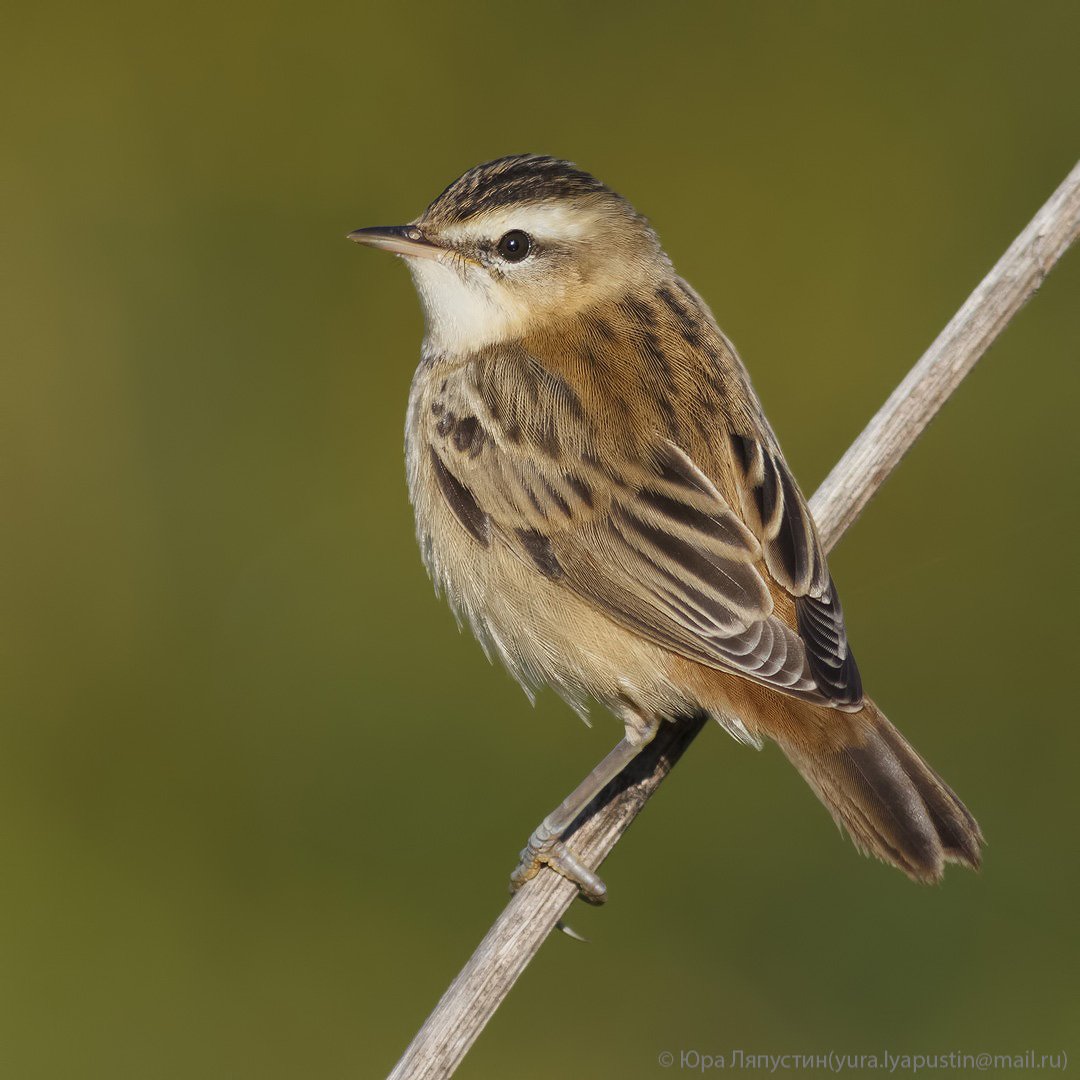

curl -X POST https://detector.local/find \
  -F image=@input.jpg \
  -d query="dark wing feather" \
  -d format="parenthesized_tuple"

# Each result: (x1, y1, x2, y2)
(796, 583, 862, 704)
(726, 431, 862, 706)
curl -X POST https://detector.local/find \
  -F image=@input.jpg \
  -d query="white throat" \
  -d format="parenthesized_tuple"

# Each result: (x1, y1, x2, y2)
(407, 258, 528, 354)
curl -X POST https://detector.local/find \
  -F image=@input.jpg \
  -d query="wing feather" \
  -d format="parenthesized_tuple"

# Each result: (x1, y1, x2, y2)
(726, 430, 862, 705)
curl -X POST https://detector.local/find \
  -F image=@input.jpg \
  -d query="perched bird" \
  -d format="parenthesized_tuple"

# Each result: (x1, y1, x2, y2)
(349, 154, 982, 901)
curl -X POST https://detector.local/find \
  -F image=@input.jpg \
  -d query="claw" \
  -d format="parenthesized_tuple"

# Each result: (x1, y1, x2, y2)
(556, 919, 589, 942)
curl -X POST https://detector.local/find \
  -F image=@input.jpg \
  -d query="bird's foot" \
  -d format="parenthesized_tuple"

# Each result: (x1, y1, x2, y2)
(509, 821, 607, 904)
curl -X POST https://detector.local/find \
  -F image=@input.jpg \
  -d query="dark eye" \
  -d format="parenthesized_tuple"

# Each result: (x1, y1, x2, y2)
(496, 230, 531, 262)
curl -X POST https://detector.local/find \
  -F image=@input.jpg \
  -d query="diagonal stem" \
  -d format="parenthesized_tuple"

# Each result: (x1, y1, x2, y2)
(386, 159, 1080, 1080)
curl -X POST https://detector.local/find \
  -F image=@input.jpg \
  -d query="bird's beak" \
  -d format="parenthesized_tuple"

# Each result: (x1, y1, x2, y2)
(346, 225, 444, 261)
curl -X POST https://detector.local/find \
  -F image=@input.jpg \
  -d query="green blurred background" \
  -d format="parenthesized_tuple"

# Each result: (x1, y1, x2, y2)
(3, 2, 1078, 1076)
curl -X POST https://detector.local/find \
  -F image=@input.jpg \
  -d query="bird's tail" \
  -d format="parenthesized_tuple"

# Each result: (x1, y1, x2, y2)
(771, 697, 983, 882)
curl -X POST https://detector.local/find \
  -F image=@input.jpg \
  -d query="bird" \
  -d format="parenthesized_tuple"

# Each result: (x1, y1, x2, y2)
(348, 154, 983, 902)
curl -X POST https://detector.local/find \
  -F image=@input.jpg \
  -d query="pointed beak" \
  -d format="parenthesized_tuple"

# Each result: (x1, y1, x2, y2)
(346, 225, 444, 261)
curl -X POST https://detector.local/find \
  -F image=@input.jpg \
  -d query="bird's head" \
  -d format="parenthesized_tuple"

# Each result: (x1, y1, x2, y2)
(349, 155, 666, 353)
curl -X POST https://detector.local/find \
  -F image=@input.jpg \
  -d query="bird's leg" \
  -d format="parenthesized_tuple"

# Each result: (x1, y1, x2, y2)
(510, 714, 659, 904)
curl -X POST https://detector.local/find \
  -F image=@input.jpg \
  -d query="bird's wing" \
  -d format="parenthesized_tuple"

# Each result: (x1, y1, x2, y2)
(427, 347, 856, 706)
(725, 429, 862, 705)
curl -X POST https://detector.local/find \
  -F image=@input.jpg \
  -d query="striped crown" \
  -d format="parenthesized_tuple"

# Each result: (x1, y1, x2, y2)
(422, 155, 625, 225)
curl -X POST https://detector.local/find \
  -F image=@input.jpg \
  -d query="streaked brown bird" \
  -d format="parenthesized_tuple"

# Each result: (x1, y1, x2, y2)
(349, 154, 982, 901)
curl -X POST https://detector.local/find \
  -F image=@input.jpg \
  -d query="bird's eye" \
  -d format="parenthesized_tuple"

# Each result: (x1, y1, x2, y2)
(496, 230, 532, 262)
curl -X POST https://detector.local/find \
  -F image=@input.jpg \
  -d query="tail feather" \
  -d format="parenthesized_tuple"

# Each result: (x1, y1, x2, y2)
(774, 699, 983, 882)
(871, 713, 983, 871)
